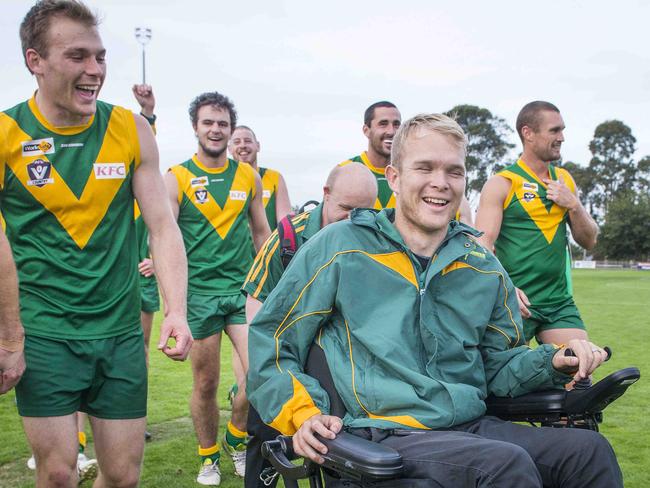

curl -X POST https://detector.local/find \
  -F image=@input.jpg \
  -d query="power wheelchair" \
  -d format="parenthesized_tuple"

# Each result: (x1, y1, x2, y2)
(260, 344, 640, 487)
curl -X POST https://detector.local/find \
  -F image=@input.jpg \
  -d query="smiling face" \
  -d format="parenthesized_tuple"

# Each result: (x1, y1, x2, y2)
(525, 110, 565, 163)
(194, 105, 233, 160)
(229, 127, 260, 164)
(363, 106, 402, 161)
(387, 128, 466, 240)
(26, 16, 106, 126)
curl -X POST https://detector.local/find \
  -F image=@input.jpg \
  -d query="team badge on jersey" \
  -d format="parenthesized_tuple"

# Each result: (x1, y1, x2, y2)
(229, 190, 247, 201)
(522, 191, 536, 202)
(22, 137, 55, 157)
(195, 189, 209, 204)
(27, 159, 54, 187)
(191, 176, 209, 187)
(522, 182, 538, 192)
(94, 163, 126, 179)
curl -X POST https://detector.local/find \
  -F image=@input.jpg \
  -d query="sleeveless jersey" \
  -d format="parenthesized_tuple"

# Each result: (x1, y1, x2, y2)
(259, 166, 281, 230)
(494, 159, 576, 307)
(339, 152, 395, 209)
(170, 156, 256, 295)
(0, 96, 141, 339)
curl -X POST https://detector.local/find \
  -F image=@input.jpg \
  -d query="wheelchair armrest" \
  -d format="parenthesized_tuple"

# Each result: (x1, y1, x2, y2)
(565, 367, 640, 414)
(485, 367, 640, 422)
(319, 431, 403, 481)
(261, 432, 403, 482)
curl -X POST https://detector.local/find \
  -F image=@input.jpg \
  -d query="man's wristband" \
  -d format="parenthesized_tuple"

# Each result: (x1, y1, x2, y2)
(0, 336, 24, 353)
(140, 112, 157, 125)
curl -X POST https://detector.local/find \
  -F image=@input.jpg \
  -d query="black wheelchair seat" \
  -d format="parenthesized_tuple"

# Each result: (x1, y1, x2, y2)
(261, 344, 640, 487)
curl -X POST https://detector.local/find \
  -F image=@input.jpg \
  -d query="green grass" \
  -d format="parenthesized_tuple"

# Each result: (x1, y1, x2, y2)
(1, 269, 648, 487)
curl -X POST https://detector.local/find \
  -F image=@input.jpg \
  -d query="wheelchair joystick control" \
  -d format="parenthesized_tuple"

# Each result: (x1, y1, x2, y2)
(564, 346, 612, 389)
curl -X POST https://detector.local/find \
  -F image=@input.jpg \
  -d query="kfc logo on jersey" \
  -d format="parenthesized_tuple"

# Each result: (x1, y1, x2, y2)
(522, 192, 536, 202)
(229, 191, 247, 201)
(195, 189, 209, 204)
(22, 137, 55, 156)
(27, 159, 54, 187)
(262, 190, 271, 198)
(522, 182, 538, 192)
(191, 176, 209, 188)
(94, 163, 126, 179)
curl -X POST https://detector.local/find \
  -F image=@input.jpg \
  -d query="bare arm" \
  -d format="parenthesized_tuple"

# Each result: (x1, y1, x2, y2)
(132, 114, 192, 361)
(544, 174, 598, 250)
(274, 173, 293, 223)
(474, 175, 510, 252)
(458, 195, 474, 226)
(248, 172, 272, 252)
(0, 231, 25, 394)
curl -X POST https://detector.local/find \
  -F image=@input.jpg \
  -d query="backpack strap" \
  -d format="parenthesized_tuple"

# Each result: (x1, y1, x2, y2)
(277, 215, 298, 269)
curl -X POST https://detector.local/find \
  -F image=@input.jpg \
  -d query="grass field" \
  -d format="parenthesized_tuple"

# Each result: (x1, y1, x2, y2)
(1, 269, 648, 487)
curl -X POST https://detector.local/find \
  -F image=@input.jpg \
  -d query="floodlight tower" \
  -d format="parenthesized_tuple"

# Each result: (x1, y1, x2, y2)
(135, 27, 152, 84)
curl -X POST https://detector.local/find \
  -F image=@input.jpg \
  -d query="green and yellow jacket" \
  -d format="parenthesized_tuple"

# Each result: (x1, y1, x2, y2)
(248, 208, 571, 435)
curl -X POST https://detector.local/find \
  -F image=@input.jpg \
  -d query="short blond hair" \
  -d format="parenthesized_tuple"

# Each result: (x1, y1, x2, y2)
(390, 113, 467, 169)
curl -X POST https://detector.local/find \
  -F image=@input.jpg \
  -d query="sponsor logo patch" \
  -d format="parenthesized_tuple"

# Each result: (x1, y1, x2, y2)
(522, 191, 536, 202)
(27, 159, 54, 187)
(22, 138, 55, 156)
(522, 182, 538, 192)
(229, 190, 247, 201)
(195, 189, 209, 204)
(262, 190, 271, 198)
(93, 163, 126, 179)
(191, 176, 209, 187)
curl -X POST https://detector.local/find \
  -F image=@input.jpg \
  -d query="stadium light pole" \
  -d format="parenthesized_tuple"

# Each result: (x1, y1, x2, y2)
(135, 27, 152, 84)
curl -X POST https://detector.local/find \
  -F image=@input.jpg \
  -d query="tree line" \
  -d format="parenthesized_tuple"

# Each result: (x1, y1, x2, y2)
(447, 105, 650, 262)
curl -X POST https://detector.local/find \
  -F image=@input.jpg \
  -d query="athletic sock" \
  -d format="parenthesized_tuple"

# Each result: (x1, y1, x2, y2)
(78, 432, 87, 454)
(225, 421, 247, 449)
(198, 444, 220, 465)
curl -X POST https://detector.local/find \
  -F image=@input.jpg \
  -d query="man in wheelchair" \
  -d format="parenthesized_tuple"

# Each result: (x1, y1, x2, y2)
(247, 113, 623, 487)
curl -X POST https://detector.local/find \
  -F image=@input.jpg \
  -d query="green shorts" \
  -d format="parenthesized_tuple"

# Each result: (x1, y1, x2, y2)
(141, 279, 160, 313)
(523, 298, 586, 342)
(16, 329, 147, 419)
(187, 292, 247, 340)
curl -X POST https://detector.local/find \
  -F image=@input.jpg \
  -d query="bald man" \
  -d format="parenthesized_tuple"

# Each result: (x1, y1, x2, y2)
(241, 162, 378, 488)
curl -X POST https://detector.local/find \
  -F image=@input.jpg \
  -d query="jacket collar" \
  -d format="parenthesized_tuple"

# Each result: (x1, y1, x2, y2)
(351, 208, 484, 281)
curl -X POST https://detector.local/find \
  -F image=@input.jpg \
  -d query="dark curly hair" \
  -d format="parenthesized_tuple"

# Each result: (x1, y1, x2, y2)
(189, 92, 237, 129)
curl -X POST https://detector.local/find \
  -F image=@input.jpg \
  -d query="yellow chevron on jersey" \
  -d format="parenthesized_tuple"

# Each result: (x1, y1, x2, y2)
(261, 168, 280, 207)
(170, 156, 256, 240)
(500, 159, 576, 244)
(0, 104, 140, 250)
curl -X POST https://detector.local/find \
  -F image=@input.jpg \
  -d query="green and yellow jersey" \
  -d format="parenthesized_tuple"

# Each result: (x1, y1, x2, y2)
(494, 159, 576, 307)
(339, 152, 395, 209)
(243, 204, 323, 302)
(0, 96, 141, 339)
(169, 156, 257, 296)
(259, 166, 281, 230)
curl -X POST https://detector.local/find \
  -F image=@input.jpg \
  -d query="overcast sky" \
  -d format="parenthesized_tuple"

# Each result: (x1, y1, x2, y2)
(2, 0, 649, 205)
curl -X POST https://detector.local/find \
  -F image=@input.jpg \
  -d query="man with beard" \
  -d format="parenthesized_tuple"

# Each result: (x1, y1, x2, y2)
(475, 101, 598, 345)
(340, 101, 473, 223)
(165, 92, 270, 486)
(229, 125, 292, 231)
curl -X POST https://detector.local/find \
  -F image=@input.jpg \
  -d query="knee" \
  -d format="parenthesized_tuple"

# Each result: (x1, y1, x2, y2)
(43, 464, 77, 488)
(100, 464, 141, 488)
(194, 376, 218, 397)
(568, 429, 618, 462)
